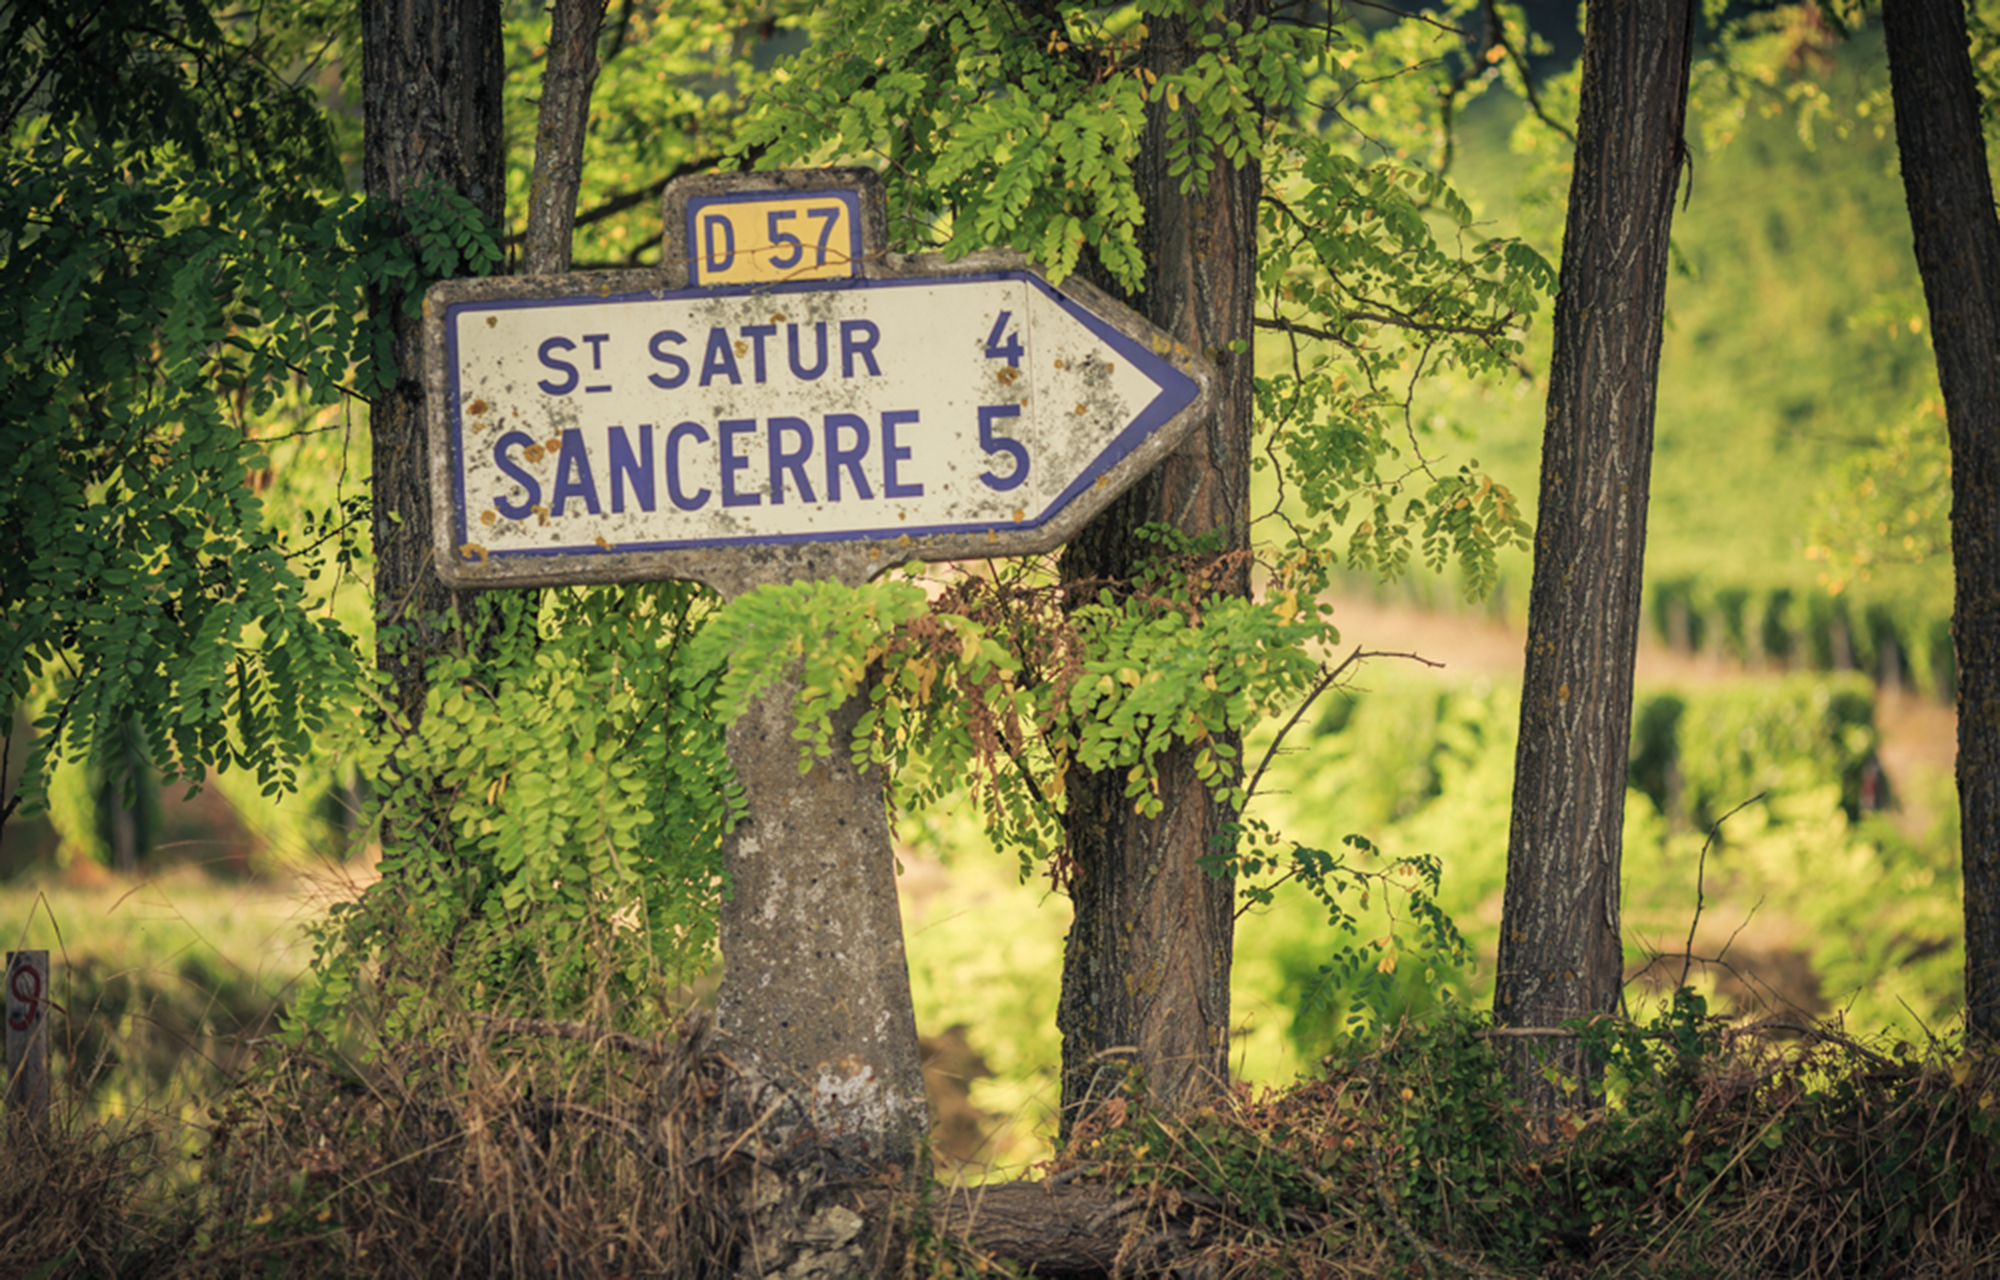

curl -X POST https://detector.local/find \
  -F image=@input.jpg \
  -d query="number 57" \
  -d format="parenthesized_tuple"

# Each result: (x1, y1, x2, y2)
(767, 206, 844, 269)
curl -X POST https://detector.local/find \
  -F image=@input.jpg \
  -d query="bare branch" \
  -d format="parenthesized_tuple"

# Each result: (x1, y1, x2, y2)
(1679, 792, 1767, 991)
(1341, 0, 1474, 37)
(1239, 646, 1442, 813)
(1482, 0, 1576, 146)
(1255, 311, 1513, 343)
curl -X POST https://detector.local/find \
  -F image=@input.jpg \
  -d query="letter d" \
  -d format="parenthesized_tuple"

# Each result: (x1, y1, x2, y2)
(703, 214, 736, 274)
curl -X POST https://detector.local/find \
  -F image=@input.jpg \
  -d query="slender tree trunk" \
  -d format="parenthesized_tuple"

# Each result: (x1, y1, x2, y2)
(1493, 0, 1693, 1109)
(523, 0, 608, 276)
(362, 0, 505, 737)
(1882, 0, 2000, 1042)
(1055, 1, 1259, 1130)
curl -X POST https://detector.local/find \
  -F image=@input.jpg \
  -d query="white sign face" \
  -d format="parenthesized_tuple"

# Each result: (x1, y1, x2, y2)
(434, 270, 1200, 580)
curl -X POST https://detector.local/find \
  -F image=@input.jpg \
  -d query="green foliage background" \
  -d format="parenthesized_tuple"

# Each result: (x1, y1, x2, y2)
(0, 0, 1974, 1193)
(1400, 30, 1954, 690)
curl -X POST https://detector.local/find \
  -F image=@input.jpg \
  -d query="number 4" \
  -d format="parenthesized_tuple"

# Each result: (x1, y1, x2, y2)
(984, 311, 1024, 368)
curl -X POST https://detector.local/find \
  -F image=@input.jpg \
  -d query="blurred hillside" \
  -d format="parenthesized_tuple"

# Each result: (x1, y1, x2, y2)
(1381, 31, 1954, 696)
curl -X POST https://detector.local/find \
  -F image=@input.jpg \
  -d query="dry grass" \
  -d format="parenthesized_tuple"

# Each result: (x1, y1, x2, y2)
(1041, 1016, 2000, 1278)
(176, 1010, 746, 1278)
(5, 967, 888, 1279)
(6, 986, 1999, 1277)
(0, 1120, 172, 1277)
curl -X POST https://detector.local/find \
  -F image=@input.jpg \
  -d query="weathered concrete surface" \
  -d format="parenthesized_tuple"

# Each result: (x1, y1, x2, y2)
(714, 677, 929, 1174)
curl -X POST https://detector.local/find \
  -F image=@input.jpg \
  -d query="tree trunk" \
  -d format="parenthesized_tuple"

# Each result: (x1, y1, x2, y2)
(362, 0, 506, 737)
(1882, 0, 2000, 1042)
(1055, 1, 1259, 1129)
(523, 0, 608, 276)
(1493, 0, 1693, 1108)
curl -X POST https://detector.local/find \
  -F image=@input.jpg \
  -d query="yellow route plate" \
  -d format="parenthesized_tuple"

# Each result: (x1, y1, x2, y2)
(685, 189, 863, 286)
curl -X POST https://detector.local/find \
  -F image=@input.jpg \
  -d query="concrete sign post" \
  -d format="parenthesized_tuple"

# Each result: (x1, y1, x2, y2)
(425, 169, 1213, 1167)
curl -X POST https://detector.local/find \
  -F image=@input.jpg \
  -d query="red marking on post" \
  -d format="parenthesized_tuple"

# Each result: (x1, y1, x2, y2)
(7, 962, 41, 1032)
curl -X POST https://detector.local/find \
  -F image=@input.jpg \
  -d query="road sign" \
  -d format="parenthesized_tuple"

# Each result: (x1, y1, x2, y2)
(417, 169, 1217, 1173)
(425, 176, 1212, 595)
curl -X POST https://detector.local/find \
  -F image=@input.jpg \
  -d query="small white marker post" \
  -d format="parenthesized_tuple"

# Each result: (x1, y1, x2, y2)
(424, 169, 1213, 1168)
(5, 950, 50, 1138)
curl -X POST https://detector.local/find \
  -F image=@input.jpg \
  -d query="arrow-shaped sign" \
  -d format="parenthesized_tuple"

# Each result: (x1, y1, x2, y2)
(427, 249, 1211, 594)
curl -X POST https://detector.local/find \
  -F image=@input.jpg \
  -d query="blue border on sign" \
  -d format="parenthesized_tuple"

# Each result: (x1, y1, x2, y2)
(685, 188, 865, 286)
(444, 271, 1199, 561)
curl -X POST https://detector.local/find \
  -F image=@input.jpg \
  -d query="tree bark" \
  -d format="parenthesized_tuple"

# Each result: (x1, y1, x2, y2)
(362, 0, 505, 736)
(1055, 2, 1259, 1129)
(523, 0, 608, 276)
(1493, 0, 1693, 1107)
(1882, 0, 2000, 1042)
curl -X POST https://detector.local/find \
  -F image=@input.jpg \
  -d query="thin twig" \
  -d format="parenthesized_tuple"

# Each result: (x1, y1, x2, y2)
(1480, 0, 1575, 146)
(499, 157, 712, 249)
(1238, 647, 1361, 813)
(1717, 894, 1765, 969)
(1255, 310, 1514, 343)
(1339, 0, 1473, 38)
(1238, 646, 1441, 814)
(1723, 1018, 1906, 1074)
(1679, 792, 1765, 992)
(1624, 949, 1762, 1015)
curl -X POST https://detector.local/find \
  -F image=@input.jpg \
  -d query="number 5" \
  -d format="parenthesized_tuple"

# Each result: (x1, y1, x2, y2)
(978, 405, 1029, 492)
(767, 210, 803, 269)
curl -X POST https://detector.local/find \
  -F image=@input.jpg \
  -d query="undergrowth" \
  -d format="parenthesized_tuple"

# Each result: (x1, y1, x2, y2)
(1055, 997, 2000, 1278)
(5, 963, 1997, 1276)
